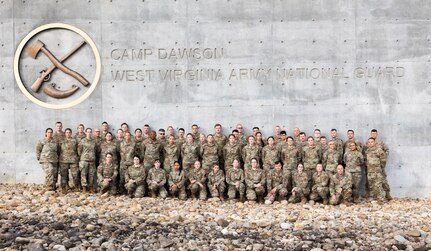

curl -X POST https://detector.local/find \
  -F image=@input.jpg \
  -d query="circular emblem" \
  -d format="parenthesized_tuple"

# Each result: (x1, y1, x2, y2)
(14, 23, 101, 109)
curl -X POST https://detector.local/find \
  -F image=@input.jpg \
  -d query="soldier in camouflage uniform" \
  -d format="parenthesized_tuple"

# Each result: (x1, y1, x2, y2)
(36, 128, 59, 191)
(134, 128, 145, 159)
(101, 121, 109, 140)
(75, 124, 86, 142)
(207, 164, 226, 200)
(309, 163, 330, 204)
(262, 137, 280, 173)
(213, 124, 227, 167)
(188, 160, 207, 200)
(330, 129, 344, 156)
(176, 128, 186, 148)
(255, 132, 265, 148)
(298, 132, 308, 149)
(118, 131, 136, 194)
(322, 141, 342, 176)
(344, 142, 364, 202)
(264, 161, 288, 204)
(181, 134, 200, 173)
(365, 137, 387, 202)
(78, 128, 98, 193)
(288, 163, 310, 203)
(223, 134, 242, 171)
(93, 128, 102, 167)
(200, 134, 220, 174)
(125, 155, 147, 198)
(314, 129, 322, 146)
(53, 121, 64, 142)
(344, 129, 362, 153)
(143, 131, 163, 171)
(293, 127, 301, 145)
(245, 158, 266, 202)
(163, 135, 180, 173)
(370, 129, 392, 200)
(272, 125, 282, 145)
(168, 161, 187, 200)
(147, 159, 168, 198)
(97, 153, 118, 195)
(157, 129, 167, 147)
(281, 136, 301, 193)
(199, 133, 206, 146)
(301, 136, 322, 178)
(59, 128, 79, 193)
(329, 164, 353, 205)
(226, 159, 245, 201)
(276, 131, 288, 151)
(191, 124, 200, 143)
(235, 124, 247, 149)
(319, 136, 328, 154)
(99, 132, 119, 165)
(242, 136, 262, 169)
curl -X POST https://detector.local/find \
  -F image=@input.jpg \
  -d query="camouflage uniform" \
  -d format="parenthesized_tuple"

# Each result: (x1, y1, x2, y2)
(163, 143, 180, 173)
(365, 146, 386, 201)
(309, 171, 330, 202)
(329, 172, 353, 205)
(344, 139, 362, 153)
(223, 142, 242, 170)
(99, 140, 119, 165)
(245, 167, 266, 201)
(181, 142, 200, 172)
(143, 140, 163, 170)
(200, 143, 220, 174)
(175, 137, 186, 149)
(322, 148, 342, 176)
(288, 171, 310, 203)
(207, 169, 226, 198)
(264, 169, 289, 203)
(301, 145, 321, 178)
(125, 164, 147, 198)
(281, 146, 301, 171)
(344, 150, 364, 198)
(59, 137, 79, 190)
(53, 132, 64, 142)
(226, 168, 245, 200)
(78, 138, 98, 191)
(188, 168, 207, 200)
(168, 169, 187, 200)
(119, 140, 136, 193)
(75, 133, 86, 143)
(147, 167, 168, 198)
(213, 133, 227, 167)
(191, 132, 200, 143)
(36, 138, 59, 190)
(373, 139, 391, 198)
(237, 134, 248, 149)
(134, 137, 145, 160)
(262, 145, 280, 173)
(97, 162, 118, 195)
(331, 137, 344, 156)
(242, 144, 262, 169)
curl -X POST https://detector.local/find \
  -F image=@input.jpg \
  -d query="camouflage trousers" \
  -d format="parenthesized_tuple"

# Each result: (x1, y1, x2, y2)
(227, 183, 245, 199)
(182, 160, 196, 172)
(41, 162, 58, 190)
(381, 168, 391, 194)
(79, 160, 96, 189)
(288, 187, 310, 203)
(189, 183, 207, 200)
(329, 189, 352, 205)
(246, 186, 265, 201)
(264, 188, 288, 203)
(119, 162, 132, 193)
(208, 183, 226, 198)
(99, 179, 117, 195)
(202, 160, 218, 175)
(59, 162, 78, 188)
(148, 183, 168, 198)
(143, 159, 155, 171)
(309, 186, 329, 201)
(367, 172, 385, 201)
(350, 172, 363, 197)
(125, 181, 145, 198)
(170, 185, 187, 200)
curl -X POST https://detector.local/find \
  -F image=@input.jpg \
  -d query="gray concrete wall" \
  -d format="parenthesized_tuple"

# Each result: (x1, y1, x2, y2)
(1, 0, 430, 197)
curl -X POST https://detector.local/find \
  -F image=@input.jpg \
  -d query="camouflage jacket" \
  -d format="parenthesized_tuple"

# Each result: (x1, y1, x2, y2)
(59, 137, 78, 163)
(266, 169, 288, 191)
(262, 145, 280, 169)
(330, 172, 352, 196)
(78, 138, 97, 162)
(119, 140, 136, 165)
(292, 171, 310, 192)
(365, 146, 386, 173)
(223, 143, 242, 167)
(242, 144, 262, 165)
(226, 168, 245, 186)
(97, 162, 118, 181)
(143, 140, 162, 164)
(312, 171, 329, 189)
(36, 138, 59, 163)
(146, 167, 167, 187)
(99, 141, 119, 164)
(188, 168, 207, 184)
(168, 170, 186, 188)
(344, 150, 364, 173)
(201, 143, 220, 164)
(245, 167, 265, 189)
(163, 143, 180, 169)
(322, 148, 342, 173)
(207, 170, 225, 187)
(181, 142, 200, 163)
(281, 146, 301, 171)
(125, 164, 147, 186)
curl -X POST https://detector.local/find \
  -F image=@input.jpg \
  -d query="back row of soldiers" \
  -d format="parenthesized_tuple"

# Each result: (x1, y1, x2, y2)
(36, 121, 390, 202)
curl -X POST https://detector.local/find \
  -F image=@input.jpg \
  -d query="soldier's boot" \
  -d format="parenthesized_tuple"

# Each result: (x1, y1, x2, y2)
(61, 185, 68, 194)
(239, 194, 245, 203)
(385, 192, 393, 201)
(82, 186, 88, 194)
(300, 196, 307, 204)
(257, 195, 264, 203)
(151, 191, 157, 198)
(191, 193, 197, 200)
(219, 195, 225, 201)
(90, 187, 96, 194)
(353, 196, 360, 203)
(323, 198, 329, 205)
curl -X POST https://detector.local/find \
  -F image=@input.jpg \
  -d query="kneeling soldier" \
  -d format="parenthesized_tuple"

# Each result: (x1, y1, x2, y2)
(226, 159, 245, 202)
(329, 164, 353, 205)
(264, 161, 288, 204)
(245, 158, 266, 202)
(207, 164, 226, 200)
(309, 163, 330, 204)
(169, 161, 187, 200)
(125, 155, 147, 198)
(188, 160, 207, 200)
(147, 159, 168, 198)
(288, 163, 310, 204)
(97, 153, 118, 195)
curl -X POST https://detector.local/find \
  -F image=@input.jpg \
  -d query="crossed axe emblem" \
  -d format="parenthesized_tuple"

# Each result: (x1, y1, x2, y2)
(27, 40, 89, 98)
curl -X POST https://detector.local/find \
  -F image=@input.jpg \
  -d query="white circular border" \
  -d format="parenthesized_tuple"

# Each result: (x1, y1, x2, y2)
(13, 23, 101, 109)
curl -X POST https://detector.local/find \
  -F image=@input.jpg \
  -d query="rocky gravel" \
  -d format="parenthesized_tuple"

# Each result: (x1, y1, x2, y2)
(0, 183, 430, 250)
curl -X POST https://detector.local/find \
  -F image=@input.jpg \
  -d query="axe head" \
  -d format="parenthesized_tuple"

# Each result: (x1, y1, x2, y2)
(26, 40, 45, 59)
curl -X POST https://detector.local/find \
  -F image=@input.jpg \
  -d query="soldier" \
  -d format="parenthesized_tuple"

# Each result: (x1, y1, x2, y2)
(262, 136, 280, 173)
(245, 158, 266, 202)
(200, 134, 220, 174)
(99, 132, 119, 165)
(143, 131, 163, 171)
(188, 160, 207, 200)
(191, 124, 200, 143)
(147, 159, 168, 198)
(319, 136, 328, 154)
(142, 124, 151, 140)
(207, 164, 226, 200)
(114, 128, 124, 143)
(166, 126, 176, 139)
(118, 131, 136, 194)
(53, 121, 64, 142)
(93, 127, 102, 167)
(364, 137, 387, 202)
(120, 122, 129, 134)
(276, 130, 288, 151)
(125, 155, 147, 198)
(293, 127, 301, 145)
(252, 126, 260, 137)
(223, 134, 242, 171)
(235, 124, 247, 149)
(134, 128, 144, 159)
(281, 136, 301, 172)
(59, 128, 79, 193)
(97, 153, 118, 195)
(322, 140, 342, 176)
(370, 129, 392, 200)
(101, 121, 109, 140)
(181, 133, 200, 173)
(163, 135, 180, 173)
(330, 128, 344, 156)
(309, 163, 330, 205)
(226, 159, 245, 202)
(344, 142, 364, 202)
(75, 124, 86, 142)
(36, 128, 59, 191)
(255, 132, 265, 147)
(272, 125, 282, 144)
(344, 129, 362, 153)
(77, 128, 98, 193)
(301, 136, 321, 178)
(157, 128, 167, 146)
(242, 136, 262, 169)
(176, 128, 186, 147)
(213, 124, 227, 167)
(298, 132, 307, 148)
(264, 161, 288, 204)
(168, 161, 187, 200)
(199, 133, 206, 146)
(329, 164, 353, 205)
(314, 129, 322, 145)
(288, 163, 310, 204)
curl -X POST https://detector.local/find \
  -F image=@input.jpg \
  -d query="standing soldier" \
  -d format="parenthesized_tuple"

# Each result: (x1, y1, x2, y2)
(101, 121, 109, 140)
(207, 164, 226, 200)
(226, 159, 245, 202)
(322, 140, 342, 176)
(188, 160, 207, 200)
(344, 142, 364, 202)
(235, 124, 247, 149)
(262, 137, 280, 173)
(59, 128, 79, 193)
(213, 124, 227, 167)
(288, 163, 310, 204)
(200, 134, 220, 174)
(314, 129, 322, 146)
(166, 126, 176, 139)
(330, 128, 344, 156)
(93, 128, 102, 168)
(97, 153, 118, 195)
(143, 131, 163, 171)
(191, 124, 200, 143)
(223, 134, 242, 171)
(319, 136, 328, 154)
(118, 131, 136, 194)
(157, 129, 167, 147)
(242, 136, 262, 169)
(264, 161, 288, 204)
(281, 136, 301, 193)
(293, 127, 301, 145)
(298, 132, 307, 149)
(344, 129, 362, 153)
(181, 133, 200, 173)
(370, 129, 392, 200)
(364, 137, 387, 202)
(142, 124, 151, 141)
(53, 121, 64, 142)
(147, 159, 168, 198)
(168, 161, 187, 200)
(75, 124, 86, 142)
(301, 136, 321, 178)
(272, 125, 282, 144)
(77, 128, 98, 193)
(114, 129, 124, 143)
(99, 132, 119, 165)
(329, 164, 353, 205)
(163, 135, 180, 173)
(276, 131, 288, 151)
(134, 128, 145, 159)
(199, 133, 206, 146)
(245, 158, 266, 202)
(176, 128, 186, 148)
(36, 128, 59, 192)
(309, 163, 330, 205)
(255, 132, 265, 148)
(125, 155, 147, 198)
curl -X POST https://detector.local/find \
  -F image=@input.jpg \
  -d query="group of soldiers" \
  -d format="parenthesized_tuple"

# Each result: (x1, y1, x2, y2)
(36, 121, 391, 205)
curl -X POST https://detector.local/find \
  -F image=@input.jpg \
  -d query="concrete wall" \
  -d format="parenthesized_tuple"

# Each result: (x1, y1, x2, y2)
(1, 0, 430, 197)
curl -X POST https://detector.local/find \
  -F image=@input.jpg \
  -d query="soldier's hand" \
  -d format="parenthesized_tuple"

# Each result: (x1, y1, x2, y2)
(271, 188, 277, 193)
(337, 188, 342, 194)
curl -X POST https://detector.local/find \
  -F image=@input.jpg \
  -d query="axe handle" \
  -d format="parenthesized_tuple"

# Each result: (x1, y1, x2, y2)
(30, 41, 87, 93)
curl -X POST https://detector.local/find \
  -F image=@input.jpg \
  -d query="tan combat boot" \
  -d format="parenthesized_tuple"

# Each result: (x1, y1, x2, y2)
(239, 194, 245, 203)
(82, 186, 88, 193)
(323, 198, 329, 205)
(386, 192, 393, 201)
